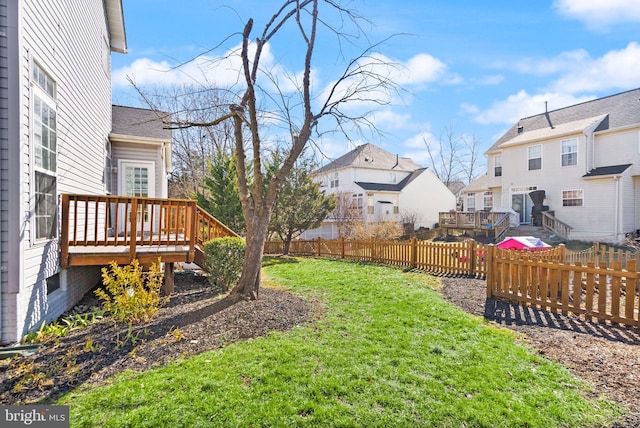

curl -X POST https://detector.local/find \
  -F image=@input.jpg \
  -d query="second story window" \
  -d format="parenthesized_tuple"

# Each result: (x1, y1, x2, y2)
(330, 172, 339, 188)
(494, 155, 502, 177)
(528, 145, 542, 170)
(561, 138, 577, 166)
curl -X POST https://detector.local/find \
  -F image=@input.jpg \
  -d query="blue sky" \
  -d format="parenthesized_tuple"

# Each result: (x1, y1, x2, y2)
(112, 0, 640, 172)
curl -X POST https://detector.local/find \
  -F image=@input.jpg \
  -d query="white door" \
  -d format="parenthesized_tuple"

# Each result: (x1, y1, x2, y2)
(118, 161, 155, 235)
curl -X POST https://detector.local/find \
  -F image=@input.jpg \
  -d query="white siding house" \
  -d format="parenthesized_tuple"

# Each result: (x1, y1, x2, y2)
(481, 88, 640, 244)
(302, 144, 456, 239)
(0, 1, 171, 344)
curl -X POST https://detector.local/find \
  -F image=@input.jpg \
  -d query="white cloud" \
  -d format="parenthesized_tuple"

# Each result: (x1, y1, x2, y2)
(549, 42, 640, 93)
(470, 90, 595, 125)
(514, 49, 590, 75)
(476, 75, 505, 86)
(113, 42, 279, 90)
(554, 0, 640, 30)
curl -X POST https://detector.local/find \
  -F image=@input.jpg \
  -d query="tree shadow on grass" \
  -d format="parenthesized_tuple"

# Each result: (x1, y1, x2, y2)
(484, 297, 640, 345)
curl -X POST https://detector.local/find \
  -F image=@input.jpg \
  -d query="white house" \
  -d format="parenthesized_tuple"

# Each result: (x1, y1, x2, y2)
(302, 143, 456, 239)
(0, 1, 172, 344)
(478, 88, 640, 244)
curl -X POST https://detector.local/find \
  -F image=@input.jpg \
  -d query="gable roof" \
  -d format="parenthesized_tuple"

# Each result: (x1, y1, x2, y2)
(111, 105, 172, 141)
(316, 143, 421, 173)
(488, 88, 640, 153)
(355, 168, 429, 192)
(461, 174, 488, 193)
(105, 0, 127, 53)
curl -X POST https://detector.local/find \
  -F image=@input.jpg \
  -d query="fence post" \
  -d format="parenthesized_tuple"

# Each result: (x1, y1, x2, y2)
(129, 198, 138, 263)
(485, 245, 495, 298)
(557, 243, 566, 263)
(317, 237, 321, 256)
(411, 237, 418, 269)
(340, 236, 345, 259)
(468, 240, 476, 276)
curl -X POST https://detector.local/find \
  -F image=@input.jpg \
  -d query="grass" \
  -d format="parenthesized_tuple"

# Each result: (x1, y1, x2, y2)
(60, 257, 621, 427)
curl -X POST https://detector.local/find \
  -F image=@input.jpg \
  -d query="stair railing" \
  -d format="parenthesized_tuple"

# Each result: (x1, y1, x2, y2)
(541, 211, 572, 240)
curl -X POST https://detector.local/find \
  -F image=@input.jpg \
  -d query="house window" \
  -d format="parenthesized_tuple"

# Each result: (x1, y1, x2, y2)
(562, 189, 583, 207)
(393, 198, 399, 214)
(104, 140, 113, 194)
(483, 192, 493, 210)
(389, 172, 397, 183)
(494, 155, 502, 177)
(367, 194, 374, 215)
(352, 193, 363, 211)
(330, 172, 339, 188)
(32, 62, 57, 241)
(528, 145, 542, 170)
(561, 138, 577, 166)
(466, 193, 475, 212)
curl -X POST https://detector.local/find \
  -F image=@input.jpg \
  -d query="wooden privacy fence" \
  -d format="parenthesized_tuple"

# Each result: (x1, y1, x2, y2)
(486, 246, 640, 328)
(266, 238, 640, 328)
(268, 238, 489, 277)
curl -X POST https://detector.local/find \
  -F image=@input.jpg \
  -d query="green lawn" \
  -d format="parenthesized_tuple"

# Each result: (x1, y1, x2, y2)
(61, 257, 621, 427)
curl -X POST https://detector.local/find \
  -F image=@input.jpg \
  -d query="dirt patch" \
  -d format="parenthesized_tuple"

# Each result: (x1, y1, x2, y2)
(441, 276, 640, 427)
(0, 270, 310, 405)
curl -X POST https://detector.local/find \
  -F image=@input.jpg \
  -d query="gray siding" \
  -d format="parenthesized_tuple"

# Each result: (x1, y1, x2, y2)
(0, 0, 8, 339)
(3, 0, 115, 343)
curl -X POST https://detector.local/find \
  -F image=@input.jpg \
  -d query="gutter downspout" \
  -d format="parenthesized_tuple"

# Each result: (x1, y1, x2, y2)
(614, 175, 620, 243)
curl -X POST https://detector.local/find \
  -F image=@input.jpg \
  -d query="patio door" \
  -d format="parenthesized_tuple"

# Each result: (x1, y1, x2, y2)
(511, 193, 533, 224)
(118, 161, 155, 235)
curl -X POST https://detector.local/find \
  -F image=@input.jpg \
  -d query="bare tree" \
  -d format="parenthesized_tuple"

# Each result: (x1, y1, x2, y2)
(161, 1, 400, 299)
(460, 134, 483, 185)
(133, 85, 236, 198)
(422, 123, 465, 186)
(329, 191, 363, 238)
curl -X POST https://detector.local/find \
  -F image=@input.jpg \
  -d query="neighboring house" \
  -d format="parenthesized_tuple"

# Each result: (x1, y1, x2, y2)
(483, 88, 640, 244)
(301, 143, 456, 239)
(0, 1, 173, 344)
(446, 180, 467, 211)
(460, 174, 492, 212)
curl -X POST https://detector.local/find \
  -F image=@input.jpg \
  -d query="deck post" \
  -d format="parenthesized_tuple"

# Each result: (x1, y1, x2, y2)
(162, 261, 175, 296)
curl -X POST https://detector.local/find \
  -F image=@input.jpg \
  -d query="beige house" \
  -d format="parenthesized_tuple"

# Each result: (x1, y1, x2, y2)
(302, 143, 456, 239)
(478, 88, 640, 244)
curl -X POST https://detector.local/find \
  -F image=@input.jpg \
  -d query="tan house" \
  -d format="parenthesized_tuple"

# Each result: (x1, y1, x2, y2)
(479, 88, 640, 244)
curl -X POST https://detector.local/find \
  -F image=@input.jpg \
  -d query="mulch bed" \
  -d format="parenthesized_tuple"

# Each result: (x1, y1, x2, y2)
(0, 271, 310, 405)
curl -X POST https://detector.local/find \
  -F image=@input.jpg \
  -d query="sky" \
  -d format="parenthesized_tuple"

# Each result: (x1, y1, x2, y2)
(112, 0, 640, 173)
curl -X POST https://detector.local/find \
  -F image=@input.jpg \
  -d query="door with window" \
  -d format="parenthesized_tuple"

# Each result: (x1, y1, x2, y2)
(118, 161, 155, 235)
(511, 193, 533, 224)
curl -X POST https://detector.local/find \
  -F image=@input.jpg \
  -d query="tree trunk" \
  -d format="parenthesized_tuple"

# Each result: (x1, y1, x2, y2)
(283, 238, 291, 255)
(231, 209, 270, 300)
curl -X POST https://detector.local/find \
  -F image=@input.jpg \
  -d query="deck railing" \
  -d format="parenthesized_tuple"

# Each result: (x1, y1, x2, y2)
(439, 211, 509, 231)
(541, 211, 572, 240)
(60, 194, 238, 266)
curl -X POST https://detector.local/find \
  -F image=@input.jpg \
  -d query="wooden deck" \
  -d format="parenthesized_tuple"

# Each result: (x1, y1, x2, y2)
(61, 194, 238, 267)
(439, 211, 511, 240)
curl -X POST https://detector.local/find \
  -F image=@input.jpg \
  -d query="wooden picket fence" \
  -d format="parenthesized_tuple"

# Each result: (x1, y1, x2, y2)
(265, 238, 640, 328)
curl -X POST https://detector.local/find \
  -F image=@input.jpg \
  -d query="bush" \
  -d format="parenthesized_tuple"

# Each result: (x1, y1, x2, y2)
(202, 237, 246, 291)
(95, 259, 167, 324)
